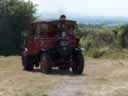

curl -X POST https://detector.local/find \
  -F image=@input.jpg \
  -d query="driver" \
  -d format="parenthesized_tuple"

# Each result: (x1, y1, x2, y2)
(59, 14, 67, 32)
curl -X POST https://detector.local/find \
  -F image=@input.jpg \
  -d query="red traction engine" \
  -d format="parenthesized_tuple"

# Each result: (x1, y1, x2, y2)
(21, 15, 84, 74)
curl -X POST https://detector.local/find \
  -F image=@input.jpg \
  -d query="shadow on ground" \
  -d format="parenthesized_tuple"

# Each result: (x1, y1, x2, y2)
(31, 68, 86, 76)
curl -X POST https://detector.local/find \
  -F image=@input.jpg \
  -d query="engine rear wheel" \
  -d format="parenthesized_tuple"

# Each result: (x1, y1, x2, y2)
(72, 54, 84, 74)
(22, 52, 34, 71)
(40, 53, 52, 74)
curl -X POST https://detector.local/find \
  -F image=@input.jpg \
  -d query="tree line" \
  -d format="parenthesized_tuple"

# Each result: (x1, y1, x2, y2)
(0, 0, 36, 55)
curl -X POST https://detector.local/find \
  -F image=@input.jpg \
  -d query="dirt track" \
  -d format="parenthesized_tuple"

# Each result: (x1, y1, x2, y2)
(48, 58, 128, 96)
(0, 56, 128, 96)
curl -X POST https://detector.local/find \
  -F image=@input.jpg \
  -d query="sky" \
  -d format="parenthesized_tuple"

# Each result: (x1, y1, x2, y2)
(30, 0, 128, 17)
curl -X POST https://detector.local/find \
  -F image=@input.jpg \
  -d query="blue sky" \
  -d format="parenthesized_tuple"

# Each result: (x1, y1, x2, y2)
(30, 0, 128, 17)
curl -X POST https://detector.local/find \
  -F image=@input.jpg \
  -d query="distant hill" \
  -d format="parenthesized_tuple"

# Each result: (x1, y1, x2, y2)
(74, 16, 128, 26)
(37, 13, 128, 26)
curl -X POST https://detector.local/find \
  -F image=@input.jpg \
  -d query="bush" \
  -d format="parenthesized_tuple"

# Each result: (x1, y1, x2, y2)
(77, 25, 124, 58)
(87, 48, 106, 58)
(78, 27, 116, 51)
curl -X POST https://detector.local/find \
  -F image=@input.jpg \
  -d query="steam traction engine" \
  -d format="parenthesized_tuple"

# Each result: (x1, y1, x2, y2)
(21, 15, 84, 74)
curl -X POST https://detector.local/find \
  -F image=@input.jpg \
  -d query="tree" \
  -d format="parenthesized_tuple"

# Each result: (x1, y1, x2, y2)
(0, 0, 37, 54)
(120, 24, 128, 48)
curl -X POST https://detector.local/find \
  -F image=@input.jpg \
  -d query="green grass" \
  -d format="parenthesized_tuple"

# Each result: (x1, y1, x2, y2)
(85, 49, 128, 59)
(102, 49, 128, 59)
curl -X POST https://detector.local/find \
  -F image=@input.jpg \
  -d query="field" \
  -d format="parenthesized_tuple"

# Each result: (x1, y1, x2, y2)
(0, 56, 128, 96)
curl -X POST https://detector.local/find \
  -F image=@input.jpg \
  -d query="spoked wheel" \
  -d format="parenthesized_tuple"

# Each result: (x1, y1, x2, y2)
(40, 53, 52, 74)
(22, 51, 34, 71)
(72, 54, 84, 74)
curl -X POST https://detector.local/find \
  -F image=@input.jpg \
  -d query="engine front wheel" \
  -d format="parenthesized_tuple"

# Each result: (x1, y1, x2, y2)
(72, 54, 84, 74)
(40, 53, 52, 74)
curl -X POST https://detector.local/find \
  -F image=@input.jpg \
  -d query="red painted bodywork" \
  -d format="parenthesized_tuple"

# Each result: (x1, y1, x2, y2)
(26, 20, 79, 55)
